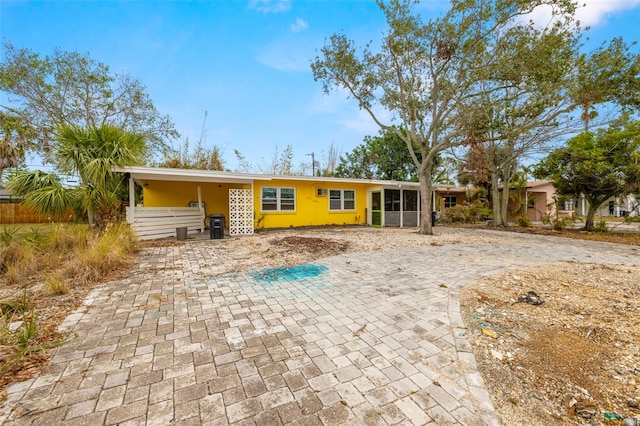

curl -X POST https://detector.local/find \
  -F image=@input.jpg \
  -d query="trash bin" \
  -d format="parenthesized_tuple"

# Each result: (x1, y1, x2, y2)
(431, 211, 437, 226)
(209, 214, 225, 239)
(176, 226, 188, 241)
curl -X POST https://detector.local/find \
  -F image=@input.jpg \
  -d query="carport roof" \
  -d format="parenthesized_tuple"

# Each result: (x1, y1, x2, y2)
(118, 166, 454, 188)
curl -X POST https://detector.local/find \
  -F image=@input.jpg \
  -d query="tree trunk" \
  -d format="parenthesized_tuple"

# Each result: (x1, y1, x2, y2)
(418, 164, 433, 235)
(491, 171, 502, 226)
(584, 205, 597, 231)
(87, 206, 96, 227)
(500, 185, 510, 226)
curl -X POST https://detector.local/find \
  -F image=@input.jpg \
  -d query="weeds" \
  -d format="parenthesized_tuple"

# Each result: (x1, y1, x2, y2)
(0, 221, 138, 388)
(0, 293, 65, 385)
(66, 222, 138, 284)
(0, 226, 19, 245)
(45, 274, 69, 295)
(50, 223, 90, 252)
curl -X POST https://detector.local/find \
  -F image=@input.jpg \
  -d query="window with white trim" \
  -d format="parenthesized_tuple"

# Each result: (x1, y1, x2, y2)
(329, 189, 355, 211)
(261, 187, 295, 211)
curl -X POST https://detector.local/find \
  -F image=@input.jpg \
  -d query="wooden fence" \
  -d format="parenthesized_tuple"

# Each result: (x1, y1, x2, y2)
(0, 203, 75, 224)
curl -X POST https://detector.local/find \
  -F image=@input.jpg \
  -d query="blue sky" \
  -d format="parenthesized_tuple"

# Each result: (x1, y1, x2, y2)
(2, 0, 640, 172)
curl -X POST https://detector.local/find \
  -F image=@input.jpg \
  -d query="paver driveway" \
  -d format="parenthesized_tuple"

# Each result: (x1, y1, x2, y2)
(1, 228, 637, 425)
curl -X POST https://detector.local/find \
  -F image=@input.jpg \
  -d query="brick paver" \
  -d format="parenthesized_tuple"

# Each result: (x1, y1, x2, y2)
(1, 227, 637, 424)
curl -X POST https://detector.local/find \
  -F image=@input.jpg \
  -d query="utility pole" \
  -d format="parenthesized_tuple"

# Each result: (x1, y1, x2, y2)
(307, 152, 315, 176)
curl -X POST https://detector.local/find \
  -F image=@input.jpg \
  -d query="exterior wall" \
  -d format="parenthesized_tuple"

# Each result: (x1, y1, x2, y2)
(139, 179, 414, 230)
(142, 180, 249, 228)
(253, 179, 369, 229)
(594, 195, 639, 217)
(435, 191, 469, 211)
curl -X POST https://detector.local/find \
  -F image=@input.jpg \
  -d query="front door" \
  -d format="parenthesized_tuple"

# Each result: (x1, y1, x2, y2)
(371, 191, 382, 227)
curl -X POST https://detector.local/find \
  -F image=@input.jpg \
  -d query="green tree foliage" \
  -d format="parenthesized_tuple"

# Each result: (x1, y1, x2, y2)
(456, 31, 639, 226)
(572, 37, 640, 131)
(157, 137, 225, 171)
(335, 130, 419, 181)
(534, 116, 640, 231)
(0, 111, 37, 180)
(6, 124, 146, 226)
(312, 0, 578, 234)
(0, 42, 178, 160)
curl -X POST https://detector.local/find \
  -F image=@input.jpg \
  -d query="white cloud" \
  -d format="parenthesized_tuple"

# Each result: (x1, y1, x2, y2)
(309, 89, 393, 134)
(256, 39, 314, 72)
(575, 0, 640, 26)
(526, 0, 640, 27)
(290, 17, 308, 33)
(247, 0, 291, 13)
(338, 107, 393, 134)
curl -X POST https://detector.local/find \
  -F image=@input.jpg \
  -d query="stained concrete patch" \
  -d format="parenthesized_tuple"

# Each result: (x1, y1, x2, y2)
(251, 264, 328, 283)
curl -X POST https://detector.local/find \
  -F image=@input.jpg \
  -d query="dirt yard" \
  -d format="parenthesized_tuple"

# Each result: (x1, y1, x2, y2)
(461, 263, 640, 425)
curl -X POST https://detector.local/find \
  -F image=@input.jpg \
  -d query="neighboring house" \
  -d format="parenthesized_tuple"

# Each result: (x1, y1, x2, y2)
(588, 194, 639, 218)
(120, 167, 455, 240)
(430, 181, 556, 222)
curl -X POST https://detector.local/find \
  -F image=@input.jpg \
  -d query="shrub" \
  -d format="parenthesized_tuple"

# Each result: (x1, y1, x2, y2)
(594, 220, 609, 233)
(516, 216, 532, 227)
(439, 200, 492, 224)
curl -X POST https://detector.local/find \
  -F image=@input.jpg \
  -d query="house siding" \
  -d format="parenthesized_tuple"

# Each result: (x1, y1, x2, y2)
(253, 179, 369, 229)
(142, 180, 250, 225)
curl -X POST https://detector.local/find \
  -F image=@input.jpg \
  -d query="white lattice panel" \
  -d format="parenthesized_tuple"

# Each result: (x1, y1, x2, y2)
(229, 189, 254, 235)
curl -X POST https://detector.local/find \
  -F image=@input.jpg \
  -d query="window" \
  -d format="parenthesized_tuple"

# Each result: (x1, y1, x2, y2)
(385, 190, 401, 212)
(329, 189, 355, 211)
(443, 196, 457, 208)
(403, 191, 418, 211)
(527, 197, 535, 209)
(261, 187, 295, 211)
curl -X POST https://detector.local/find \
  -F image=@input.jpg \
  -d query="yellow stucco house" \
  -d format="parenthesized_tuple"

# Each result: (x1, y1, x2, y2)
(120, 167, 449, 240)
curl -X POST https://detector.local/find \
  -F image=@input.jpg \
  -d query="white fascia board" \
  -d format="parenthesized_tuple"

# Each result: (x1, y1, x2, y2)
(116, 166, 271, 184)
(269, 174, 426, 188)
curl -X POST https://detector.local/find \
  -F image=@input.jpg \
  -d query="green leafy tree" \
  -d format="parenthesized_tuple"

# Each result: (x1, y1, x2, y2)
(7, 124, 146, 226)
(312, 0, 577, 234)
(0, 42, 178, 161)
(335, 130, 419, 181)
(572, 37, 640, 131)
(534, 116, 640, 231)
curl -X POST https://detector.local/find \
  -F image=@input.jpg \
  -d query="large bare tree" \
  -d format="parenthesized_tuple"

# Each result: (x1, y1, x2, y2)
(0, 42, 178, 163)
(312, 0, 578, 234)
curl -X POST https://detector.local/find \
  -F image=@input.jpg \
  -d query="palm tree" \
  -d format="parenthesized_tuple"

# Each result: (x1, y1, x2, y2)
(7, 124, 146, 226)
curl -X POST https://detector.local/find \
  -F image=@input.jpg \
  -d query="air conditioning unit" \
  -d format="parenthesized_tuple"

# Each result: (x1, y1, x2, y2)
(317, 188, 328, 196)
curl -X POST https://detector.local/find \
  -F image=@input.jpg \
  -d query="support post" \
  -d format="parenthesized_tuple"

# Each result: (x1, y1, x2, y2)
(128, 177, 135, 223)
(197, 186, 204, 231)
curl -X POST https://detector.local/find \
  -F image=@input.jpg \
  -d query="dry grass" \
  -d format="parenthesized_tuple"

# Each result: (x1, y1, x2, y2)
(66, 222, 138, 284)
(0, 222, 140, 392)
